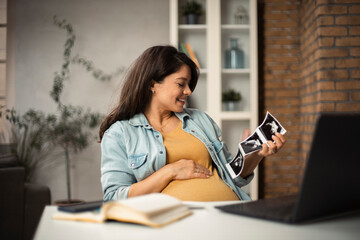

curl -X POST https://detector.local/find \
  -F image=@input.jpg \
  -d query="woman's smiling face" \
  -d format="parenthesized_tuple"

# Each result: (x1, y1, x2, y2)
(151, 65, 192, 113)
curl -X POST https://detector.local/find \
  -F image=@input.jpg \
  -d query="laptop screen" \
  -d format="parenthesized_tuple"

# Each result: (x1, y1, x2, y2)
(294, 113, 360, 222)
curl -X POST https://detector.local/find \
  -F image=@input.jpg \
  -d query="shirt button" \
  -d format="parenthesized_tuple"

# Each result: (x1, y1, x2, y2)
(191, 130, 195, 133)
(145, 125, 149, 127)
(156, 135, 159, 138)
(160, 151, 163, 154)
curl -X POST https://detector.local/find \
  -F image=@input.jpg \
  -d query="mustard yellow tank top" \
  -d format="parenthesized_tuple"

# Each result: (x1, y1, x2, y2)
(161, 122, 239, 201)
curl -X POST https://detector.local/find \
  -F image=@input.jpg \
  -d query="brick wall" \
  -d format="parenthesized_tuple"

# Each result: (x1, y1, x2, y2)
(260, 0, 302, 198)
(260, 0, 360, 199)
(300, 0, 360, 163)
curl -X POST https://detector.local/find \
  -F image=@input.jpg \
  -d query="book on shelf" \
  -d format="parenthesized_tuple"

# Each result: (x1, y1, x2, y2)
(52, 193, 192, 228)
(179, 42, 201, 69)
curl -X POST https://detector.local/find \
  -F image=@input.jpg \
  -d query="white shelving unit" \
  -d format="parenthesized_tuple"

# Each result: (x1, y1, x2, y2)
(170, 0, 258, 199)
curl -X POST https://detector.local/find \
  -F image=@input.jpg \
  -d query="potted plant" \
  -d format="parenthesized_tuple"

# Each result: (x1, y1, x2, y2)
(0, 108, 60, 182)
(222, 89, 242, 111)
(181, 0, 203, 24)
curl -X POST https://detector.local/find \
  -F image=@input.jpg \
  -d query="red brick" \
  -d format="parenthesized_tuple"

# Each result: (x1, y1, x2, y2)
(264, 21, 299, 28)
(317, 16, 334, 25)
(265, 98, 299, 106)
(265, 39, 300, 45)
(288, 12, 301, 20)
(264, 13, 289, 20)
(303, 31, 318, 47)
(265, 56, 299, 63)
(318, 102, 335, 112)
(351, 70, 360, 79)
(264, 29, 299, 37)
(302, 94, 317, 104)
(264, 159, 301, 166)
(264, 177, 300, 184)
(265, 65, 290, 71)
(317, 5, 347, 15)
(302, 43, 318, 61)
(274, 73, 300, 81)
(265, 168, 302, 175)
(336, 16, 360, 25)
(317, 69, 349, 79)
(318, 37, 334, 47)
(337, 102, 360, 112)
(350, 48, 360, 56)
(318, 26, 347, 37)
(317, 81, 335, 90)
(319, 91, 348, 101)
(265, 80, 300, 88)
(351, 92, 360, 101)
(272, 107, 299, 114)
(264, 4, 300, 11)
(315, 48, 348, 58)
(336, 59, 360, 68)
(300, 104, 317, 114)
(274, 89, 299, 97)
(290, 64, 300, 71)
(317, 59, 335, 69)
(265, 48, 291, 54)
(350, 27, 360, 36)
(349, 5, 360, 14)
(336, 80, 360, 90)
(336, 37, 360, 46)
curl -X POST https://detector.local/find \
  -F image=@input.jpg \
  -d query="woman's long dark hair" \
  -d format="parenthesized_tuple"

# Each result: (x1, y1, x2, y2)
(99, 45, 199, 141)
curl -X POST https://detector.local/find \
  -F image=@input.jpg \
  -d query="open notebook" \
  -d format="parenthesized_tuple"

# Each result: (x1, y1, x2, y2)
(216, 113, 360, 223)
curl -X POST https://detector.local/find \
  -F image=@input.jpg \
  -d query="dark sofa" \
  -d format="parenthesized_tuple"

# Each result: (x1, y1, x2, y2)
(0, 153, 51, 240)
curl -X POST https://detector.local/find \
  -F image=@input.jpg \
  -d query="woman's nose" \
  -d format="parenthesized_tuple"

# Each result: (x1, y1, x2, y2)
(184, 85, 192, 96)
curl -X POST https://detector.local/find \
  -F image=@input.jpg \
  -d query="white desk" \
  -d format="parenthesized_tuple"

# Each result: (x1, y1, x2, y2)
(34, 202, 360, 240)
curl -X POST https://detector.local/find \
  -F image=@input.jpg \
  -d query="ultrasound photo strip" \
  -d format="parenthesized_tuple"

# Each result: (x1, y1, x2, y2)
(256, 111, 287, 143)
(226, 149, 245, 179)
(226, 112, 287, 179)
(239, 131, 263, 156)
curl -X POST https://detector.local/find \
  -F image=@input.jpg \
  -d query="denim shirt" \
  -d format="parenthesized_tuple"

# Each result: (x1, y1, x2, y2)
(101, 108, 253, 201)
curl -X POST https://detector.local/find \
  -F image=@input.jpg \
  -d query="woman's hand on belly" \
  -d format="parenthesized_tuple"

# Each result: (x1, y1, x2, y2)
(128, 160, 212, 198)
(166, 159, 213, 180)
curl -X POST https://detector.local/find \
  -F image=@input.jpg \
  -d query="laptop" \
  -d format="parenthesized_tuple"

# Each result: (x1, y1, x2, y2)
(216, 113, 360, 223)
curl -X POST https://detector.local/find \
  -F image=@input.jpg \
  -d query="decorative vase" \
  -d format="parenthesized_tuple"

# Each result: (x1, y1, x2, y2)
(234, 5, 248, 24)
(223, 101, 239, 111)
(186, 14, 198, 24)
(225, 38, 244, 69)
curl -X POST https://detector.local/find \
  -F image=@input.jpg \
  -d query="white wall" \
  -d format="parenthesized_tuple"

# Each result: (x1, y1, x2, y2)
(10, 0, 169, 201)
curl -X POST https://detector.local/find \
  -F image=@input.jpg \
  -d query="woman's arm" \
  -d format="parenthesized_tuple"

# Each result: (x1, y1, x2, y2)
(240, 132, 286, 178)
(128, 159, 212, 197)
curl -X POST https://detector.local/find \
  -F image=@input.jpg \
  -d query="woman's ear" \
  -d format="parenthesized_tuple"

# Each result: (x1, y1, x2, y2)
(150, 80, 156, 94)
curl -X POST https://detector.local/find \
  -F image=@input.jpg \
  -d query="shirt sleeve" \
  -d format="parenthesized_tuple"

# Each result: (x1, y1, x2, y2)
(101, 126, 136, 201)
(205, 112, 254, 188)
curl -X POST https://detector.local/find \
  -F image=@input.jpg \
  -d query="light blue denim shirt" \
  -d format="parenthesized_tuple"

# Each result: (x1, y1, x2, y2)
(101, 108, 253, 201)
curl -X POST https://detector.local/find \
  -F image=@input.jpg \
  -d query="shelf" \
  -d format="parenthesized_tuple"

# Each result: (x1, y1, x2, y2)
(221, 24, 250, 30)
(220, 111, 251, 120)
(222, 68, 250, 74)
(179, 24, 207, 30)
